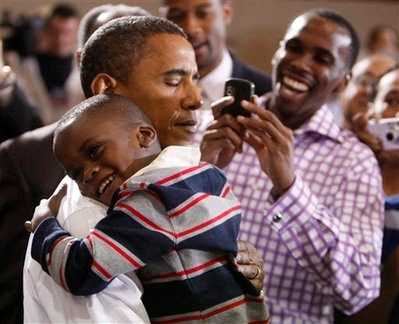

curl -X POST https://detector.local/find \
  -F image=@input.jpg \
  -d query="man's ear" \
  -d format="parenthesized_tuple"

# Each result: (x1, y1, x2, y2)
(222, 0, 233, 25)
(136, 124, 158, 148)
(91, 73, 118, 95)
(333, 72, 352, 95)
(76, 49, 82, 67)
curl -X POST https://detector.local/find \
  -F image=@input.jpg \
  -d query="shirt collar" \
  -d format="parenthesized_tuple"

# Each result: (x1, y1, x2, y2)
(199, 49, 233, 103)
(294, 104, 344, 143)
(133, 145, 201, 177)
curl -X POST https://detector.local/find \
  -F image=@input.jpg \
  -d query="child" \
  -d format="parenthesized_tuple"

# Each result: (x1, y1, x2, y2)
(29, 94, 270, 323)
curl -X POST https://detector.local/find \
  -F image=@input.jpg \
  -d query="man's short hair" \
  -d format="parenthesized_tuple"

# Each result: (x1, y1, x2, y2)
(300, 8, 360, 68)
(80, 16, 186, 98)
(77, 4, 151, 49)
(55, 94, 152, 140)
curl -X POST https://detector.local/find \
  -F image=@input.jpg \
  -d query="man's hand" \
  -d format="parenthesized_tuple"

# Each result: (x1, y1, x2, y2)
(200, 96, 245, 168)
(235, 240, 265, 293)
(237, 100, 295, 198)
(25, 184, 67, 233)
(352, 113, 399, 163)
(352, 113, 382, 153)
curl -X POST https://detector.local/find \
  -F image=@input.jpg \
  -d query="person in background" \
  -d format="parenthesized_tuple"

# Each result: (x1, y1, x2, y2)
(200, 8, 384, 323)
(336, 68, 399, 324)
(9, 3, 83, 124)
(160, 0, 272, 144)
(339, 53, 397, 130)
(0, 39, 42, 143)
(364, 25, 399, 60)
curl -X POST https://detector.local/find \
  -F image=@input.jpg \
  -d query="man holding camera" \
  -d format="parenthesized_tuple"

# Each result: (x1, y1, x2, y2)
(200, 8, 384, 323)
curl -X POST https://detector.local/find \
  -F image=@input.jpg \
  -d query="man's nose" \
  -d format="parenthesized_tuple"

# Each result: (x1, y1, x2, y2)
(182, 83, 203, 111)
(182, 13, 202, 38)
(291, 52, 313, 73)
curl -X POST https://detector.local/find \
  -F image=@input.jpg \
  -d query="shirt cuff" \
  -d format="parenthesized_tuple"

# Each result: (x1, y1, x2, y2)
(31, 217, 69, 264)
(264, 177, 318, 231)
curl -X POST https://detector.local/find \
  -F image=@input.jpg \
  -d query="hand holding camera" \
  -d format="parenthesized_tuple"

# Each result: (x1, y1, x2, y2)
(367, 117, 399, 151)
(221, 78, 255, 117)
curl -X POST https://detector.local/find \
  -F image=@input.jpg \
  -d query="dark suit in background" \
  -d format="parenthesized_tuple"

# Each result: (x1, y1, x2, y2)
(0, 123, 63, 324)
(0, 86, 43, 143)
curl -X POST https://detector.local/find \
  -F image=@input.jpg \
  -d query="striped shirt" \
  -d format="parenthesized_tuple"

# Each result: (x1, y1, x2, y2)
(193, 104, 384, 323)
(32, 146, 269, 323)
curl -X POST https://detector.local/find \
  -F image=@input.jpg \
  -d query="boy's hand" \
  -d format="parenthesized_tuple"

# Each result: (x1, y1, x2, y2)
(25, 184, 67, 233)
(235, 240, 265, 293)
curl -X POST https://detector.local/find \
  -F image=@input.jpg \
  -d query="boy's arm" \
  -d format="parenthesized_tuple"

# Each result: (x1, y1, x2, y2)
(30, 190, 176, 295)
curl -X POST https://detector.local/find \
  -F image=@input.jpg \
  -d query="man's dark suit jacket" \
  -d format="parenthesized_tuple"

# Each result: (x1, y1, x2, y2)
(0, 86, 43, 143)
(231, 54, 272, 96)
(0, 123, 64, 324)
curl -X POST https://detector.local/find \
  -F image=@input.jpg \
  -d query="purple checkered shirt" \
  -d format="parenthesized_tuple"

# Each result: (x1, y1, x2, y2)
(192, 104, 384, 323)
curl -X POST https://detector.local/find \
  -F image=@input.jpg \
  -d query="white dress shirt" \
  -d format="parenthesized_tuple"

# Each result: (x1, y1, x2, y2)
(23, 178, 150, 323)
(193, 49, 233, 146)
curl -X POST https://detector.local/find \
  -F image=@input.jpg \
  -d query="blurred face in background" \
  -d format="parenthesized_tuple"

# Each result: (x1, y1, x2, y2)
(368, 27, 399, 58)
(162, 0, 233, 77)
(373, 69, 399, 119)
(41, 15, 79, 57)
(340, 54, 396, 128)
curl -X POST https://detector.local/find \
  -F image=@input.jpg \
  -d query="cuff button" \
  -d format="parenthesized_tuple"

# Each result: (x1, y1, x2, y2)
(273, 213, 282, 222)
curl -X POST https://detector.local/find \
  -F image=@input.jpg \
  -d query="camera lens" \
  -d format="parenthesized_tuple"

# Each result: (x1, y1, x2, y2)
(386, 132, 394, 141)
(226, 86, 235, 97)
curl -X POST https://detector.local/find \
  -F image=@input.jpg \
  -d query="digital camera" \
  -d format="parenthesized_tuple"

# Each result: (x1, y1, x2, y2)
(367, 117, 399, 151)
(221, 78, 255, 117)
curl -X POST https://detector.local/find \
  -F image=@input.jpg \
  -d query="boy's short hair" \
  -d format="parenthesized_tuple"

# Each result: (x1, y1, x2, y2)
(55, 94, 152, 141)
(80, 15, 186, 98)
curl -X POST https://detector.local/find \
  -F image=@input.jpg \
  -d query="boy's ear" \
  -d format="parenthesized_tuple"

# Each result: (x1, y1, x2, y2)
(222, 0, 233, 26)
(136, 124, 158, 148)
(91, 73, 117, 95)
(333, 72, 352, 95)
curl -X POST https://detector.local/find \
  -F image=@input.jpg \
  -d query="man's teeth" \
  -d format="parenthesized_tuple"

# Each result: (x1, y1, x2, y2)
(98, 175, 115, 194)
(283, 76, 309, 92)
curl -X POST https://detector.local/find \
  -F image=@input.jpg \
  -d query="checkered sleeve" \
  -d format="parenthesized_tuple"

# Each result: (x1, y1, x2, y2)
(264, 153, 384, 314)
(31, 191, 175, 295)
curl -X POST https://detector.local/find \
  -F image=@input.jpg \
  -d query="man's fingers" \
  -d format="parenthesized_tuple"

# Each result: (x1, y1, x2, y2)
(207, 113, 244, 135)
(25, 221, 33, 233)
(203, 126, 243, 149)
(237, 264, 264, 293)
(241, 100, 291, 136)
(211, 95, 234, 118)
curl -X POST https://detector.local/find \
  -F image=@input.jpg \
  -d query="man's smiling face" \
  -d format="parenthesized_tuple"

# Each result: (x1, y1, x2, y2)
(272, 14, 352, 129)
